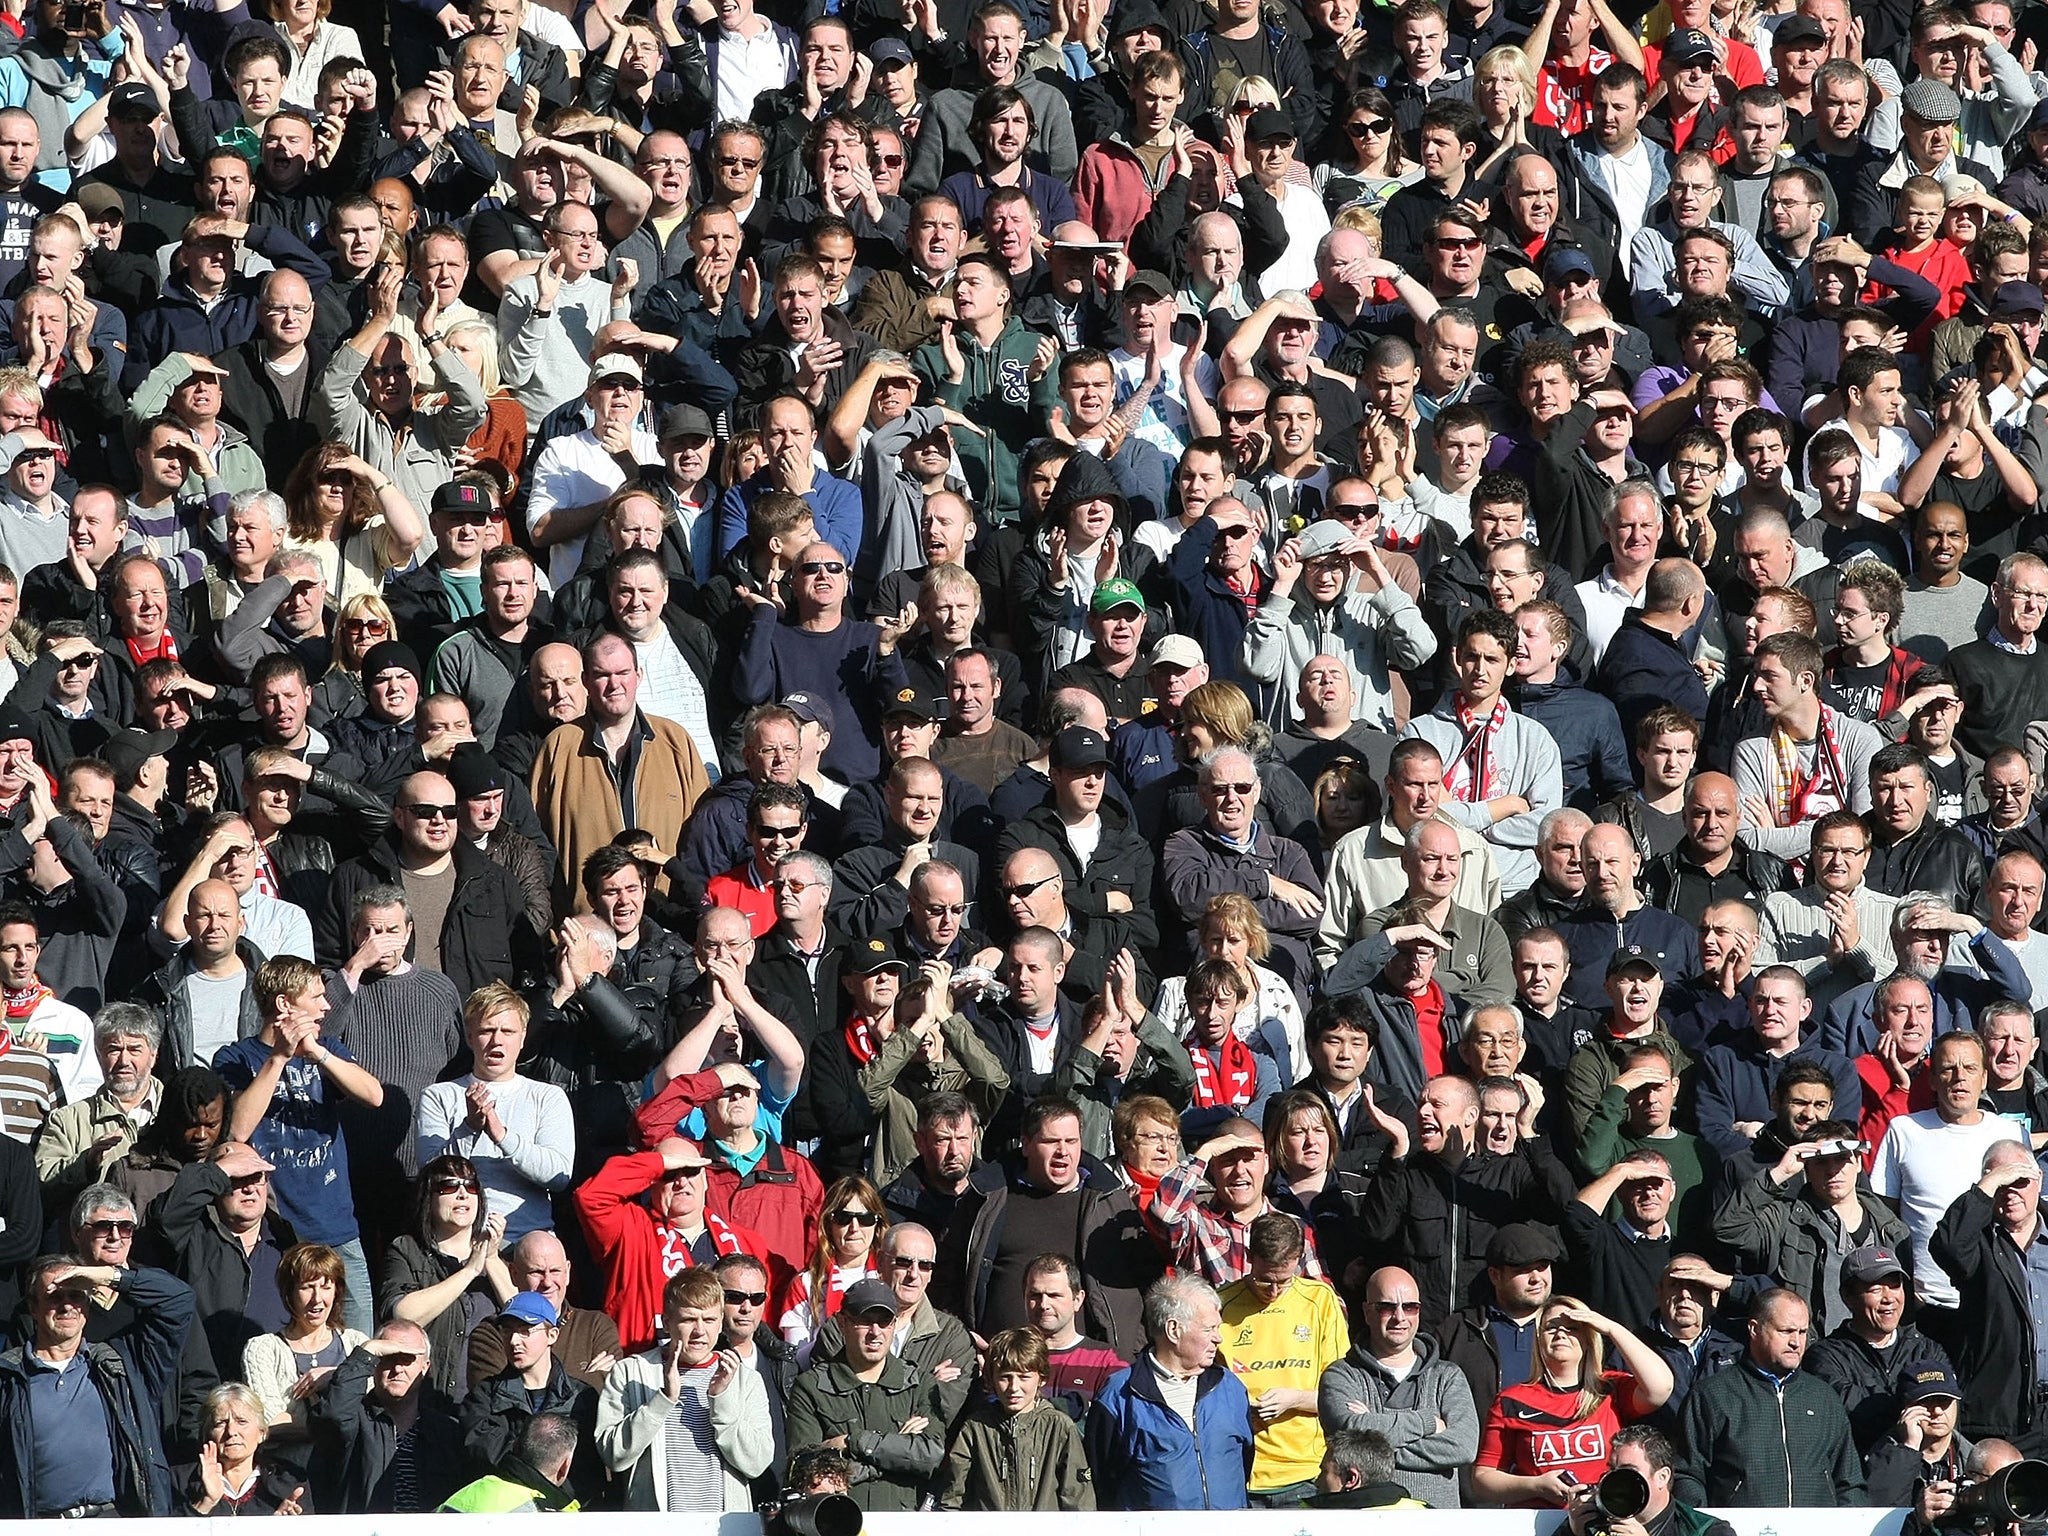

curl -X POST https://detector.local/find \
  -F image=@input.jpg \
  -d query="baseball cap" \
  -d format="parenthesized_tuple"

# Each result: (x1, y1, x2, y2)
(1840, 1245, 1908, 1288)
(74, 182, 125, 222)
(1992, 281, 2046, 317)
(106, 82, 161, 120)
(590, 352, 644, 385)
(432, 481, 494, 521)
(1900, 1363, 1962, 1405)
(780, 691, 825, 726)
(1298, 520, 1352, 562)
(882, 684, 942, 723)
(1542, 245, 1598, 284)
(871, 36, 915, 67)
(658, 403, 715, 442)
(1606, 945, 1659, 980)
(842, 1278, 902, 1319)
(1123, 268, 1175, 301)
(99, 726, 175, 783)
(846, 935, 912, 977)
(1244, 106, 1295, 142)
(1487, 1222, 1564, 1268)
(1901, 77, 1963, 124)
(1050, 725, 1110, 770)
(1148, 635, 1204, 671)
(1090, 577, 1146, 616)
(1771, 13, 1826, 46)
(498, 1291, 560, 1328)
(2029, 97, 2048, 134)
(1662, 27, 1718, 65)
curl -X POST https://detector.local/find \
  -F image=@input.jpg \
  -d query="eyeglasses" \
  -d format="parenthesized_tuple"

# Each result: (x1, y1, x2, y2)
(402, 802, 458, 820)
(262, 303, 313, 317)
(890, 1257, 937, 1273)
(1131, 1129, 1179, 1145)
(919, 902, 967, 918)
(1003, 875, 1058, 900)
(799, 560, 846, 575)
(829, 1209, 880, 1227)
(85, 1218, 135, 1236)
(1813, 843, 1868, 860)
(1348, 117, 1392, 136)
(1671, 460, 1719, 477)
(723, 1288, 768, 1306)
(431, 1176, 479, 1194)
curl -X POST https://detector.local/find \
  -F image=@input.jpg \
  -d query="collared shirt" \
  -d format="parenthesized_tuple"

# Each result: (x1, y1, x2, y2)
(587, 712, 654, 826)
(2025, 1223, 2048, 1383)
(1488, 1308, 1538, 1390)
(25, 1349, 117, 1515)
(1576, 566, 1647, 662)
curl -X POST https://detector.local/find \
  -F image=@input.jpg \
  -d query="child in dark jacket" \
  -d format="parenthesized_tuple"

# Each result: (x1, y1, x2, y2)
(938, 1329, 1095, 1511)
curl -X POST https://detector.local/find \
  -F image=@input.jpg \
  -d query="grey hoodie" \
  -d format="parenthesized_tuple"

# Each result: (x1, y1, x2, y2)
(1316, 1332, 1480, 1508)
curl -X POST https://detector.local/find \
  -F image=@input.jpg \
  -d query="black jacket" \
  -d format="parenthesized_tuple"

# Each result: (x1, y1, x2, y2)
(1864, 819, 1985, 914)
(1644, 841, 1790, 928)
(992, 801, 1158, 959)
(217, 333, 334, 477)
(308, 1342, 466, 1514)
(135, 938, 268, 1073)
(314, 835, 532, 999)
(153, 1160, 298, 1374)
(1803, 1321, 1954, 1456)
(1930, 1184, 2041, 1442)
(456, 1358, 600, 1500)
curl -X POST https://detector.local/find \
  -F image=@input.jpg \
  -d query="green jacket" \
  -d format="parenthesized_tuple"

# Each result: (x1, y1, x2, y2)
(938, 1397, 1096, 1511)
(1674, 1361, 1866, 1508)
(785, 1356, 946, 1511)
(910, 315, 1057, 522)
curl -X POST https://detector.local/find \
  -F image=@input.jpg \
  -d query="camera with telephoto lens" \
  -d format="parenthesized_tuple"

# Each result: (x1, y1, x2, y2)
(762, 1492, 862, 1536)
(1934, 1461, 2048, 1534)
(1573, 1468, 1651, 1532)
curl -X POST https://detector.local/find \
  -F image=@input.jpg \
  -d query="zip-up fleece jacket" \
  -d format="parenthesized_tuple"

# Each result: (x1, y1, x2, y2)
(1074, 135, 1177, 247)
(938, 1396, 1096, 1510)
(1086, 1352, 1252, 1510)
(1673, 1359, 1867, 1507)
(1316, 1334, 1480, 1508)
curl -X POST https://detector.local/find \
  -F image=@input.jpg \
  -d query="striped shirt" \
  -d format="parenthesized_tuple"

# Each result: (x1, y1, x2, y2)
(0, 1044, 60, 1143)
(661, 1360, 727, 1512)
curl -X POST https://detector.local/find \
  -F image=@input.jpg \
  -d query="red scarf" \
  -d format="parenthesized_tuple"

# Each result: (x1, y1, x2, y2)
(1412, 981, 1447, 1077)
(126, 631, 178, 668)
(1190, 1033, 1258, 1109)
(845, 1017, 882, 1065)
(3, 982, 49, 1023)
(1445, 695, 1509, 804)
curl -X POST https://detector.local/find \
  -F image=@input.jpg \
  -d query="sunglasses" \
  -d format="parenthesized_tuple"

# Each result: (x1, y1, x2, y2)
(891, 1257, 937, 1273)
(1329, 503, 1378, 521)
(799, 560, 847, 576)
(723, 1288, 768, 1306)
(1003, 875, 1057, 900)
(1433, 235, 1484, 251)
(403, 802, 458, 820)
(1372, 1300, 1422, 1315)
(342, 617, 390, 634)
(1348, 117, 1392, 136)
(919, 902, 967, 918)
(1206, 781, 1257, 796)
(719, 154, 762, 169)
(829, 1209, 881, 1227)
(752, 822, 805, 840)
(86, 1218, 135, 1236)
(877, 153, 904, 167)
(431, 1176, 479, 1195)
(1215, 524, 1256, 541)
(1222, 407, 1265, 424)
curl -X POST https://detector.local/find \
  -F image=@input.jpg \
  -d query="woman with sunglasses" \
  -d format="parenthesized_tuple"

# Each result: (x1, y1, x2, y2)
(778, 1175, 889, 1363)
(324, 614, 418, 771)
(244, 1242, 367, 1444)
(281, 440, 426, 612)
(1315, 86, 1416, 214)
(1471, 1297, 1675, 1507)
(178, 1382, 311, 1515)
(380, 1153, 513, 1398)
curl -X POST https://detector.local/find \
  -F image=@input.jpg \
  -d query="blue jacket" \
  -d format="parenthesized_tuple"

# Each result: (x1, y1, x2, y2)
(1513, 676, 1635, 813)
(1592, 613, 1709, 753)
(1696, 1035, 1863, 1161)
(1085, 1353, 1253, 1511)
(714, 469, 864, 572)
(0, 1265, 195, 1516)
(1817, 929, 2033, 1057)
(1168, 514, 1256, 694)
(123, 223, 332, 391)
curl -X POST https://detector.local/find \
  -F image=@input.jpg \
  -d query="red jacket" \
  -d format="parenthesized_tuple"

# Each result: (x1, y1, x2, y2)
(573, 1149, 776, 1351)
(634, 1070, 824, 1273)
(1074, 138, 1185, 248)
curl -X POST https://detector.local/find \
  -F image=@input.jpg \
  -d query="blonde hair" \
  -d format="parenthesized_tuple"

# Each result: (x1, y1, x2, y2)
(1202, 892, 1272, 962)
(330, 592, 397, 677)
(444, 319, 502, 394)
(1180, 680, 1255, 744)
(1334, 206, 1384, 242)
(1224, 74, 1281, 113)
(1532, 1297, 1611, 1423)
(1476, 45, 1537, 111)
(464, 980, 529, 1035)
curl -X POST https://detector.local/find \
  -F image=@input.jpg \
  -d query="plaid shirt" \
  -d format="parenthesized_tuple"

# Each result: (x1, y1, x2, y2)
(1143, 1155, 1324, 1288)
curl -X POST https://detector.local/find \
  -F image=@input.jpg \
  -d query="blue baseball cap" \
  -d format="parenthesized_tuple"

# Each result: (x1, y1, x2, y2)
(499, 1292, 560, 1328)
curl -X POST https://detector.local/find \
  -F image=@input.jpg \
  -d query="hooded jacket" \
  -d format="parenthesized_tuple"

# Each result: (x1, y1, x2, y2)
(594, 1339, 774, 1511)
(1005, 452, 1164, 687)
(1243, 572, 1437, 733)
(910, 314, 1060, 524)
(1317, 1334, 1481, 1507)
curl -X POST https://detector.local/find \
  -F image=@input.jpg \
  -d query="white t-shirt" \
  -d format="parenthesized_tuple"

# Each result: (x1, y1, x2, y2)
(1814, 414, 1921, 502)
(183, 968, 248, 1064)
(1870, 1109, 2025, 1306)
(1604, 140, 1656, 276)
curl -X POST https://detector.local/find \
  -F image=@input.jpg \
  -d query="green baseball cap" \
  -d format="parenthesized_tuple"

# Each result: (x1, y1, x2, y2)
(1090, 577, 1146, 616)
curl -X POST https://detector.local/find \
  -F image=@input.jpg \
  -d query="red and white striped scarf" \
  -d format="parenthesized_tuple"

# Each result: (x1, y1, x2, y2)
(1445, 695, 1510, 804)
(1189, 1033, 1258, 1109)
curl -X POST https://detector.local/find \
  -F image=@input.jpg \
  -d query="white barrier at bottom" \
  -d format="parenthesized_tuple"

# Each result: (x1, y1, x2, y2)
(3, 1509, 1913, 1533)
